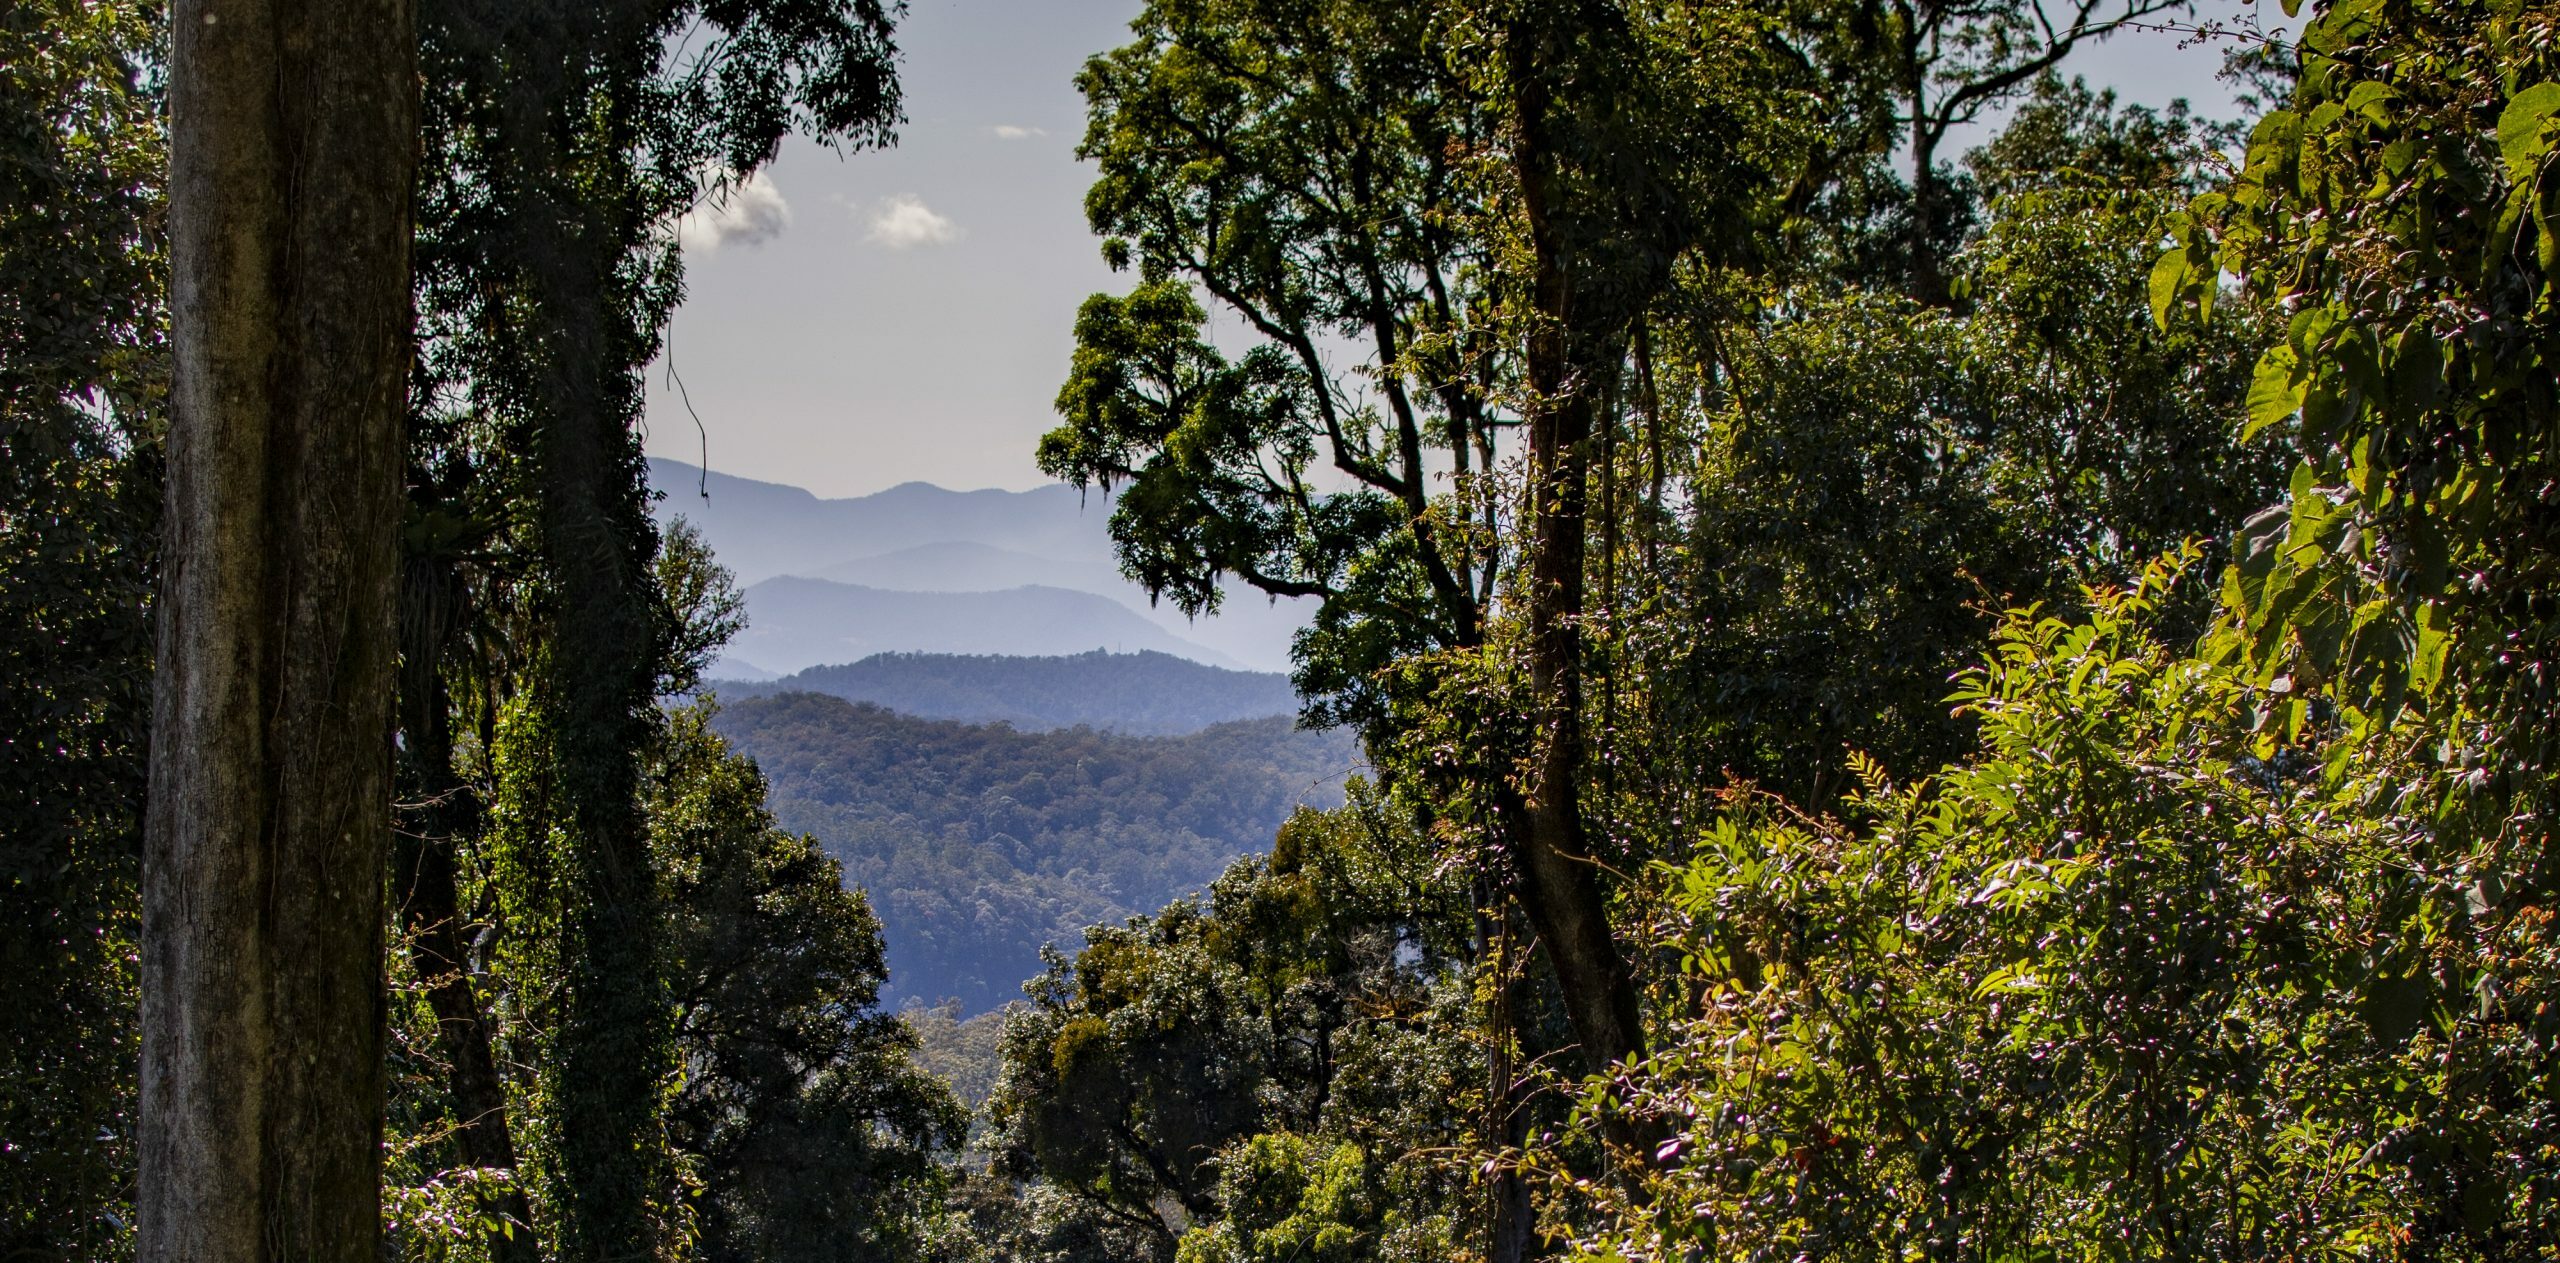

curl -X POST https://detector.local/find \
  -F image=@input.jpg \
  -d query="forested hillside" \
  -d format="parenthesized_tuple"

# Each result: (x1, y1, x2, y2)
(712, 695, 1356, 1011)
(711, 649, 1301, 734)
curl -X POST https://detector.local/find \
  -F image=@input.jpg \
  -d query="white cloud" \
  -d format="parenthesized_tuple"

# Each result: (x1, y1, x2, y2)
(676, 168, 791, 251)
(864, 195, 962, 249)
(989, 124, 1047, 140)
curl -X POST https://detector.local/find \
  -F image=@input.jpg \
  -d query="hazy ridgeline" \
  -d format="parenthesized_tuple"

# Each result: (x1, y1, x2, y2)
(708, 649, 1303, 735)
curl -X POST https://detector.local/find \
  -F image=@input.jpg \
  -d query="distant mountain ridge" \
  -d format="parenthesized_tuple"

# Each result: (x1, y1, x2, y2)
(721, 576, 1240, 677)
(649, 459, 1116, 584)
(648, 459, 1315, 673)
(811, 540, 1128, 595)
(711, 649, 1301, 735)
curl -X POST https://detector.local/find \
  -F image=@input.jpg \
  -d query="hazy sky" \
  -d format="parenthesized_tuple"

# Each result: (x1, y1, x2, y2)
(642, 0, 2287, 500)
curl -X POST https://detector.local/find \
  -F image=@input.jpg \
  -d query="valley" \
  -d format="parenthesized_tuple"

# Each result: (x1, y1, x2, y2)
(711, 693, 1356, 1013)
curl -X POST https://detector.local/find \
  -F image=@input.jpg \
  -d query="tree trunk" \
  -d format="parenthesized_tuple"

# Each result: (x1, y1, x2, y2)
(1479, 895, 1536, 1263)
(143, 1, 417, 1259)
(1506, 22, 1649, 1081)
(531, 253, 674, 1263)
(416, 10, 680, 1247)
(395, 552, 539, 1263)
(1906, 90, 1949, 306)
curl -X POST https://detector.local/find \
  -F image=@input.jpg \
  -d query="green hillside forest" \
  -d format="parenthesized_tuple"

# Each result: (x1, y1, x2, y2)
(712, 650, 1304, 735)
(710, 695, 1355, 1012)
(10, 0, 2560, 1260)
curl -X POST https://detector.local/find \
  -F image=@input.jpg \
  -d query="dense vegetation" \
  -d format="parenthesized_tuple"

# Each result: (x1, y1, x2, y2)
(986, 0, 2560, 1258)
(0, 4, 161, 1250)
(713, 695, 1355, 1012)
(712, 649, 1302, 735)
(8, 0, 2560, 1259)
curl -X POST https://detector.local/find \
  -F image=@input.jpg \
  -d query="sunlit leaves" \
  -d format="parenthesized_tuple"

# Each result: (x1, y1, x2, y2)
(1566, 559, 2452, 1257)
(2495, 82, 2560, 181)
(2175, 0, 2560, 747)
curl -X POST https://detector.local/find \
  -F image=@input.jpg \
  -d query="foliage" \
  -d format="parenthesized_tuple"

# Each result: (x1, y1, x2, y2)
(383, 976, 530, 1263)
(1174, 1136, 1387, 1263)
(2146, 0, 2560, 1245)
(1043, 0, 1513, 728)
(712, 692, 1358, 1012)
(1032, 5, 2322, 1258)
(1567, 559, 2493, 1258)
(651, 703, 968, 1263)
(401, 1, 909, 1255)
(1771, 0, 2195, 299)
(2164, 0, 2560, 732)
(1636, 79, 2286, 807)
(0, 1, 162, 1255)
(25, 0, 2560, 1255)
(984, 791, 1479, 1263)
(904, 1001, 1012, 1113)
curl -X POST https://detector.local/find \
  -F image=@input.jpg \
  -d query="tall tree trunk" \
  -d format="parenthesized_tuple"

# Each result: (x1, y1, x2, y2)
(395, 552, 539, 1263)
(1634, 320, 1665, 574)
(143, 1, 417, 1258)
(1904, 60, 1950, 307)
(531, 242, 673, 1263)
(416, 9, 680, 1247)
(1505, 19, 1648, 1081)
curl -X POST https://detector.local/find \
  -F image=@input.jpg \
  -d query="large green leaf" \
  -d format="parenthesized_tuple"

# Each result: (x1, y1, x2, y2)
(2148, 248, 2189, 330)
(2497, 82, 2560, 182)
(2244, 344, 2304, 440)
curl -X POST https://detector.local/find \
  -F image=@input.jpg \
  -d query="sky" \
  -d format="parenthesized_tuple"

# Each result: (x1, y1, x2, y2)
(642, 0, 2290, 500)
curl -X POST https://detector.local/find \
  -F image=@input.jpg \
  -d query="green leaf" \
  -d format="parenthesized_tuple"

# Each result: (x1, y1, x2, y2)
(2498, 83, 2560, 182)
(2243, 111, 2302, 190)
(2390, 327, 2441, 412)
(2245, 344, 2305, 440)
(2537, 175, 2560, 275)
(2347, 80, 2399, 123)
(2149, 249, 2191, 329)
(2333, 323, 2382, 397)
(2485, 184, 2531, 288)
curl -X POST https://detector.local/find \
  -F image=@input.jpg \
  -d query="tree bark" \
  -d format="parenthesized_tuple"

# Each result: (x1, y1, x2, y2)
(1907, 105, 1949, 306)
(1504, 16, 1649, 1082)
(143, 1, 418, 1259)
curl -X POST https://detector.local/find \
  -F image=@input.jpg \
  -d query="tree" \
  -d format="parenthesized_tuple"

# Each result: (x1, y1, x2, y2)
(1628, 79, 2284, 810)
(987, 793, 1476, 1262)
(1468, 0, 1793, 1083)
(1568, 561, 2402, 1257)
(1049, 0, 1793, 1095)
(141, 0, 416, 1258)
(1045, 0, 1509, 730)
(652, 703, 967, 1263)
(2160, 0, 2560, 1241)
(406, 2, 902, 1253)
(1781, 0, 2196, 301)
